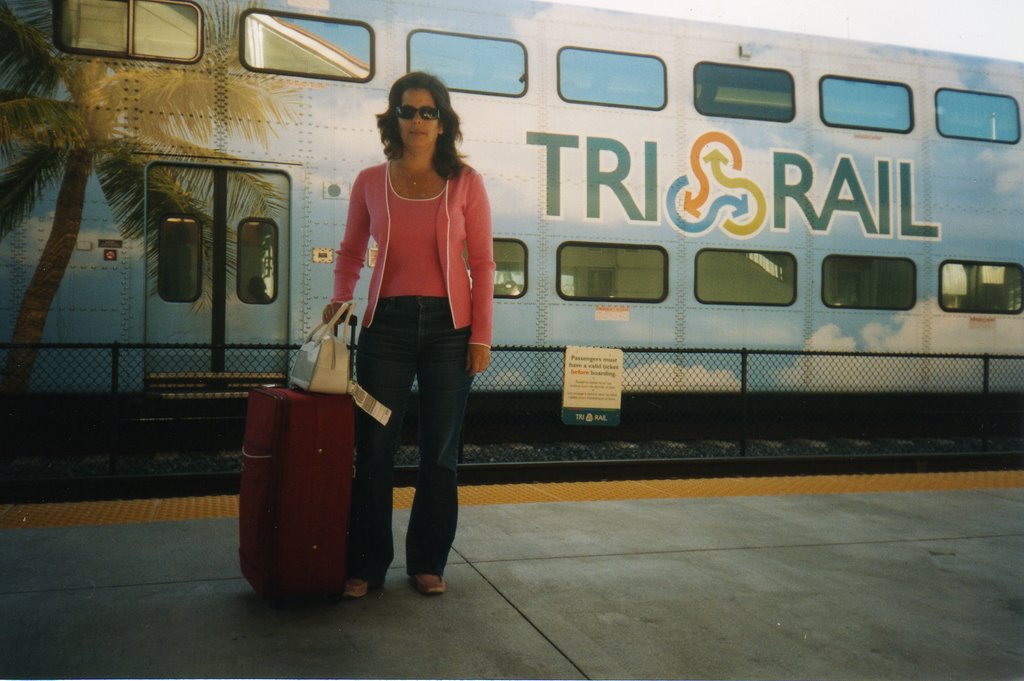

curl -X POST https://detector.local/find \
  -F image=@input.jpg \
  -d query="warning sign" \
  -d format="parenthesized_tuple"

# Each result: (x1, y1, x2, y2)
(561, 345, 623, 426)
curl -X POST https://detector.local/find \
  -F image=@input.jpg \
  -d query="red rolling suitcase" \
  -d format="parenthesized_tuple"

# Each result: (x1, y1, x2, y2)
(239, 387, 354, 604)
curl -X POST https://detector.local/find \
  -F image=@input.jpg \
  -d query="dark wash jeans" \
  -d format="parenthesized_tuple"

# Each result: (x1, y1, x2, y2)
(348, 296, 473, 583)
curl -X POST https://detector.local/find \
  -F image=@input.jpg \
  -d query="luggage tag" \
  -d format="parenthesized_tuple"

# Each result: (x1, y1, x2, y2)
(349, 382, 392, 426)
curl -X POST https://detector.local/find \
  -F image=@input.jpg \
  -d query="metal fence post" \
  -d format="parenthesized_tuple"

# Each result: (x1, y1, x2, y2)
(982, 354, 990, 453)
(110, 342, 120, 475)
(740, 349, 749, 456)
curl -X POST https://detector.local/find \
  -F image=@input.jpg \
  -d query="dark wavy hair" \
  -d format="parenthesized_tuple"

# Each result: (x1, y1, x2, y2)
(376, 71, 466, 178)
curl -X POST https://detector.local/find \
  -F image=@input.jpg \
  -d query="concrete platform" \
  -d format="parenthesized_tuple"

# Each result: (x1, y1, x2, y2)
(2, 486, 1023, 680)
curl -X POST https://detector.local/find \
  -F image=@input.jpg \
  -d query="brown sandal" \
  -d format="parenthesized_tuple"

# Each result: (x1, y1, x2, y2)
(342, 578, 369, 599)
(411, 574, 446, 595)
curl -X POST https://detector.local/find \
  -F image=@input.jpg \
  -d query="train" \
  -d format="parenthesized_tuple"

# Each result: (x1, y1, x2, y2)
(1, 0, 1022, 403)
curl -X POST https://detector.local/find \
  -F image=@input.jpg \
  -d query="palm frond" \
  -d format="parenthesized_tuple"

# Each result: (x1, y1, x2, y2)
(0, 141, 68, 239)
(0, 0, 65, 96)
(104, 67, 218, 148)
(106, 63, 300, 150)
(0, 93, 88, 154)
(4, 0, 52, 32)
(206, 1, 302, 145)
(228, 171, 289, 220)
(220, 72, 303, 145)
(142, 163, 215, 289)
(94, 138, 149, 242)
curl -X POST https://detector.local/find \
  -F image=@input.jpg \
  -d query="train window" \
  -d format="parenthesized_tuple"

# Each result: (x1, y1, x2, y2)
(237, 220, 278, 305)
(822, 255, 915, 310)
(493, 239, 527, 299)
(558, 47, 667, 110)
(820, 76, 913, 133)
(557, 242, 667, 302)
(56, 0, 201, 62)
(936, 89, 1020, 144)
(241, 11, 373, 82)
(694, 62, 794, 122)
(695, 249, 796, 306)
(157, 216, 201, 303)
(409, 31, 526, 97)
(940, 261, 1022, 314)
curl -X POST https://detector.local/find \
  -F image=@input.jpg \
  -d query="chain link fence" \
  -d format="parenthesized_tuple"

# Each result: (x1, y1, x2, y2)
(1, 342, 1022, 475)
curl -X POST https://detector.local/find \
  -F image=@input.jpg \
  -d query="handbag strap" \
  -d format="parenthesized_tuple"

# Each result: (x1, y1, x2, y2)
(306, 301, 355, 345)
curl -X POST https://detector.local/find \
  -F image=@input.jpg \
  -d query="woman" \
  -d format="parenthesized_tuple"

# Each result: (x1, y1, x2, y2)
(323, 72, 495, 598)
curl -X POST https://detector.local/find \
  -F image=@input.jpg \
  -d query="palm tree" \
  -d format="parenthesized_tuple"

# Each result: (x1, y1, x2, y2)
(0, 0, 298, 392)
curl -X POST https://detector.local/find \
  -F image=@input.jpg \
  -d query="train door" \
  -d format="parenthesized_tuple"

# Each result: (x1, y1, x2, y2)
(144, 163, 291, 392)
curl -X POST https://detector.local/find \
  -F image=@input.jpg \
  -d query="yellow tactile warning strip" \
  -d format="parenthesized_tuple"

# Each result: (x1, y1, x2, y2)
(0, 495, 240, 530)
(454, 470, 1024, 507)
(1, 470, 1021, 529)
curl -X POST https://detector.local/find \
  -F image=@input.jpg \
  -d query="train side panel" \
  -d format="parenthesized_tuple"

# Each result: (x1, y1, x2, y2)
(0, 0, 1021, 395)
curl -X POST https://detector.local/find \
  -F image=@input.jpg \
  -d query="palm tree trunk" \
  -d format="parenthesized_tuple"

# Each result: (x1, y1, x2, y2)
(2, 148, 94, 394)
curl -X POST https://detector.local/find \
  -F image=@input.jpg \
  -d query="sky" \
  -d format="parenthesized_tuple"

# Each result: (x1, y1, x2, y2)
(549, 0, 1023, 63)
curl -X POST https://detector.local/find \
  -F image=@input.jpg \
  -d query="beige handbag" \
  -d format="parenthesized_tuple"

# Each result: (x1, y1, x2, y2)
(289, 302, 391, 425)
(289, 302, 354, 395)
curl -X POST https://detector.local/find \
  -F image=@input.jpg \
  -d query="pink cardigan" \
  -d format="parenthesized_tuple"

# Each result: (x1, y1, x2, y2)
(333, 162, 495, 346)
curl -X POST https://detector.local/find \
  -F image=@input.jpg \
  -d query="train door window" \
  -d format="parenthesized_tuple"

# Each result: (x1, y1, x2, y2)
(822, 255, 915, 310)
(409, 31, 526, 97)
(57, 0, 201, 62)
(558, 47, 667, 110)
(694, 62, 794, 122)
(241, 10, 373, 82)
(695, 249, 796, 305)
(493, 239, 527, 298)
(936, 89, 1020, 144)
(557, 242, 667, 302)
(237, 219, 278, 304)
(940, 261, 1022, 314)
(157, 216, 201, 302)
(820, 76, 913, 133)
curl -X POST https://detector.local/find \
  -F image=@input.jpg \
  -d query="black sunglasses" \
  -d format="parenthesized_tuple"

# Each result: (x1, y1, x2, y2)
(395, 105, 440, 121)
